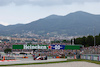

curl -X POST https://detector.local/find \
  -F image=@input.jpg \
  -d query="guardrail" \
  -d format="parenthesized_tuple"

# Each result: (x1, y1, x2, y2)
(0, 56, 15, 60)
(81, 54, 100, 61)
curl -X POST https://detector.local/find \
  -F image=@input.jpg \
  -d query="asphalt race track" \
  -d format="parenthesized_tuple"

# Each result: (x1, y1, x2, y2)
(0, 58, 67, 65)
(0, 61, 100, 67)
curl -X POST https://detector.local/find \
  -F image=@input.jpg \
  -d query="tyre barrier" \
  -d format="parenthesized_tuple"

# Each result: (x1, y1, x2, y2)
(23, 56, 28, 58)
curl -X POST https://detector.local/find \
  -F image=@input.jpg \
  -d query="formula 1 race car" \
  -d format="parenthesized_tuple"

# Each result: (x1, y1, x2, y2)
(34, 56, 47, 60)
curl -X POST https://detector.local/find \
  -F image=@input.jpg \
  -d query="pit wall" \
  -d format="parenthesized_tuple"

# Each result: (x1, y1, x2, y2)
(81, 54, 100, 61)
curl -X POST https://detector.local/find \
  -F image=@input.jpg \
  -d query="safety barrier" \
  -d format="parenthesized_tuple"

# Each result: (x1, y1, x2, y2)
(52, 56, 74, 59)
(23, 56, 28, 58)
(0, 56, 15, 60)
(81, 54, 100, 61)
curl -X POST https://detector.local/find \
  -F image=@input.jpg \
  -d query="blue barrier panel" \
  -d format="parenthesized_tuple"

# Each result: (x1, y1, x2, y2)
(86, 55, 88, 60)
(92, 55, 93, 60)
(81, 55, 100, 61)
(99, 56, 100, 61)
(85, 55, 86, 59)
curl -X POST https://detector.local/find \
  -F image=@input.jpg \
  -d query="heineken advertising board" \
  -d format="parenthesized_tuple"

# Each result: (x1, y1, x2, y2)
(13, 45, 48, 49)
(12, 45, 82, 50)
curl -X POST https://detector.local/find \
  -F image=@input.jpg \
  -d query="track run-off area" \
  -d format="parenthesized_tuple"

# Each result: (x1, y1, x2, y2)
(0, 58, 67, 65)
(3, 61, 99, 67)
(0, 59, 100, 67)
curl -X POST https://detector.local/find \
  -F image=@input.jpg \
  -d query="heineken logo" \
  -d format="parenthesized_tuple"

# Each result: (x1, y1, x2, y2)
(24, 45, 47, 49)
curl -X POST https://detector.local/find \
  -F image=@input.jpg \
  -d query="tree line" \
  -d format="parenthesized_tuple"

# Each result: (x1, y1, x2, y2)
(74, 34, 100, 47)
(51, 40, 70, 43)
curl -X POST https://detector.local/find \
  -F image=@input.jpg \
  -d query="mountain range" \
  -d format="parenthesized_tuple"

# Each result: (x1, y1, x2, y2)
(0, 11, 100, 37)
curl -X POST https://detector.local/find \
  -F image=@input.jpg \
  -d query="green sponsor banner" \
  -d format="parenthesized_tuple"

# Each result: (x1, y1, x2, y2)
(13, 45, 48, 49)
(12, 45, 23, 49)
(12, 45, 82, 50)
(65, 45, 82, 50)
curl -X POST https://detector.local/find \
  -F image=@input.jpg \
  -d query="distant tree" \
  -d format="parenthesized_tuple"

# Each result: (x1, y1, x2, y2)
(82, 36, 87, 47)
(71, 39, 72, 45)
(86, 35, 94, 46)
(51, 40, 60, 43)
(55, 40, 60, 43)
(27, 42, 32, 45)
(74, 38, 82, 44)
(62, 40, 67, 43)
(4, 48, 12, 53)
(51, 41, 54, 44)
(95, 35, 100, 46)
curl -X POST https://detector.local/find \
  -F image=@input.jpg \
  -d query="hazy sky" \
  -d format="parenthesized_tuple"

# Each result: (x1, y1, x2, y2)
(0, 0, 100, 26)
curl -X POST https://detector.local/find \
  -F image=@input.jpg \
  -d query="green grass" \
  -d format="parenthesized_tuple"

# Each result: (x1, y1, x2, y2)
(0, 59, 100, 66)
(67, 59, 100, 65)
(77, 59, 100, 64)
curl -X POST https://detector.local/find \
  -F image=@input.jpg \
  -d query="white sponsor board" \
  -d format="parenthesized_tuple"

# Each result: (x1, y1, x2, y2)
(24, 45, 47, 49)
(55, 45, 60, 49)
